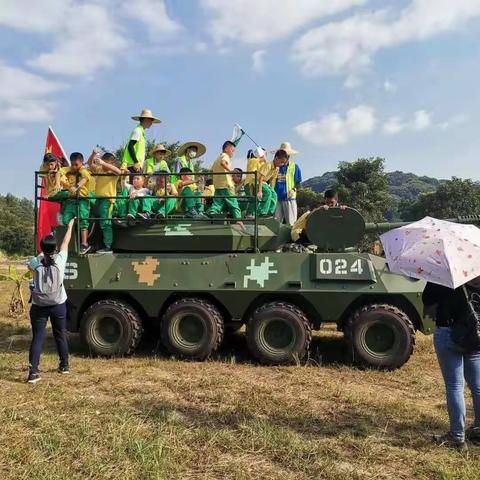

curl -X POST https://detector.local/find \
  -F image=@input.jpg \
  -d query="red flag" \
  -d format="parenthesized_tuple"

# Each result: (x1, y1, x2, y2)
(36, 127, 68, 252)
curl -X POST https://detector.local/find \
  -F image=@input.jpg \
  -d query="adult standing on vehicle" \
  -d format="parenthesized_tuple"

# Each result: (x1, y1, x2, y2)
(27, 218, 75, 384)
(423, 280, 480, 450)
(121, 109, 161, 173)
(270, 142, 302, 226)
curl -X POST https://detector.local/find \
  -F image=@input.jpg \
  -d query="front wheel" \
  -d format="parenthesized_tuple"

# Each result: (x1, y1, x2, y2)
(246, 302, 312, 365)
(346, 304, 415, 369)
(80, 300, 143, 356)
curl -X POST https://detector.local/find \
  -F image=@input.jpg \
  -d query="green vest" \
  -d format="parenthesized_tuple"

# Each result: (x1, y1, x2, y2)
(122, 125, 146, 168)
(177, 154, 194, 171)
(145, 158, 169, 174)
(271, 161, 296, 199)
(171, 155, 194, 184)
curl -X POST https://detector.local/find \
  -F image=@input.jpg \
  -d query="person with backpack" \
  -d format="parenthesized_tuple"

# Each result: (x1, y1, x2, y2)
(423, 279, 480, 450)
(27, 218, 75, 384)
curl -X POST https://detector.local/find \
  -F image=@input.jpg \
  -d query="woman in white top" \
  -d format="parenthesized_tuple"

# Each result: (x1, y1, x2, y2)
(27, 218, 75, 384)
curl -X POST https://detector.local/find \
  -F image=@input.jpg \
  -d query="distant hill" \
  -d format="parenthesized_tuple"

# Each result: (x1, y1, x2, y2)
(302, 170, 444, 202)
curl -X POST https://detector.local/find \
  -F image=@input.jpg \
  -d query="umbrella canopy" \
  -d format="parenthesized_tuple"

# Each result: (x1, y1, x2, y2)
(380, 216, 480, 289)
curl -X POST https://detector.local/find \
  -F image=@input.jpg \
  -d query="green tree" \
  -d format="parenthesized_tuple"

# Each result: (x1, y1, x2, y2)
(296, 187, 324, 216)
(399, 177, 480, 221)
(0, 194, 34, 256)
(335, 157, 393, 222)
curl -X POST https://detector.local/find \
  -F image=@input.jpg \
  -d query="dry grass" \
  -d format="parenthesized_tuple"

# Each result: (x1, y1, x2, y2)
(0, 280, 479, 479)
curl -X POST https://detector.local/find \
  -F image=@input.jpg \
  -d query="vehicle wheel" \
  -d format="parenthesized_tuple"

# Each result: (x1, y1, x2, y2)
(81, 300, 143, 356)
(346, 303, 415, 369)
(160, 298, 224, 360)
(246, 302, 312, 365)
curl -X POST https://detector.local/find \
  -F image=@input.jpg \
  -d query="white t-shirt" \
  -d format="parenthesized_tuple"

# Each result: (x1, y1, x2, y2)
(130, 125, 142, 142)
(28, 251, 68, 305)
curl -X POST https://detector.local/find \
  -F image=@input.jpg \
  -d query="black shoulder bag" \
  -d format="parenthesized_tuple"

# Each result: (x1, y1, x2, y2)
(451, 285, 480, 352)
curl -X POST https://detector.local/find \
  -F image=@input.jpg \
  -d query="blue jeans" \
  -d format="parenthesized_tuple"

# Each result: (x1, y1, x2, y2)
(29, 302, 69, 373)
(434, 327, 480, 441)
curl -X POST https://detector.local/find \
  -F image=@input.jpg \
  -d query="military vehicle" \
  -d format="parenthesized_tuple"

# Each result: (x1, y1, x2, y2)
(34, 166, 479, 370)
(46, 200, 454, 371)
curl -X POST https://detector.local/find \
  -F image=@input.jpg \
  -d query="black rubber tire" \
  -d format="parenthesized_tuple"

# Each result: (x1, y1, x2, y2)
(80, 300, 143, 356)
(346, 303, 415, 370)
(246, 302, 312, 365)
(160, 298, 224, 360)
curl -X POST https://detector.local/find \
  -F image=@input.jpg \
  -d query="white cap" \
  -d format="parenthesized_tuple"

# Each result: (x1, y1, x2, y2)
(253, 147, 266, 158)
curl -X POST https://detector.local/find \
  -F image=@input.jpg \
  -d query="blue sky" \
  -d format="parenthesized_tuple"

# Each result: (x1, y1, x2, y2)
(1, 0, 480, 198)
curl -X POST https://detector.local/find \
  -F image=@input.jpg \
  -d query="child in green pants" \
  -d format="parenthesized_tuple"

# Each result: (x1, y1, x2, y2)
(149, 171, 178, 219)
(206, 141, 241, 221)
(125, 175, 152, 221)
(177, 168, 206, 218)
(88, 151, 122, 253)
(60, 152, 92, 254)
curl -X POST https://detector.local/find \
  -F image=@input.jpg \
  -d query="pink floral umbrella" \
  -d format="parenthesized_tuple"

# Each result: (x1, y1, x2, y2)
(380, 216, 480, 289)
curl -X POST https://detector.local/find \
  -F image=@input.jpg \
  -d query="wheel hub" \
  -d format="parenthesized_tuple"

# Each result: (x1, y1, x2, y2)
(364, 322, 395, 355)
(260, 318, 295, 353)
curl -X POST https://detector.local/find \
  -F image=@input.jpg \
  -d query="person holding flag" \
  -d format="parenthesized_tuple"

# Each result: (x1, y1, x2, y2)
(121, 109, 161, 173)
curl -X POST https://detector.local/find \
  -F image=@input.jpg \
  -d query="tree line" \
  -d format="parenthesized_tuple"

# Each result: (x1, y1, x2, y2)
(297, 157, 480, 223)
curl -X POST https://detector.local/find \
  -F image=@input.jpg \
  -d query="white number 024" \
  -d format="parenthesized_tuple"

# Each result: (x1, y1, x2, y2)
(319, 258, 363, 275)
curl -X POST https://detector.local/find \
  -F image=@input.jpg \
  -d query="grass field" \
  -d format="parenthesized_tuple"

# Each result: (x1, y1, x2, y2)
(0, 279, 479, 479)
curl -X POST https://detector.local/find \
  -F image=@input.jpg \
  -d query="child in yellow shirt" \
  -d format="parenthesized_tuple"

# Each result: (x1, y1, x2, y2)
(88, 151, 122, 253)
(150, 171, 178, 219)
(177, 167, 206, 219)
(60, 152, 92, 254)
(206, 141, 241, 220)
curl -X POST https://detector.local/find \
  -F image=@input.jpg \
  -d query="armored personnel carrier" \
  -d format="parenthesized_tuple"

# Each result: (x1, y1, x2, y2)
(49, 202, 472, 370)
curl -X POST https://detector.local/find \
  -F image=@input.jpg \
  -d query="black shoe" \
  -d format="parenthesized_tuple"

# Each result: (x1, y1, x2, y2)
(58, 365, 70, 374)
(96, 247, 113, 254)
(80, 244, 91, 255)
(27, 371, 41, 384)
(433, 432, 467, 451)
(466, 426, 480, 445)
(137, 212, 149, 221)
(155, 213, 166, 220)
(113, 219, 128, 228)
(127, 213, 135, 221)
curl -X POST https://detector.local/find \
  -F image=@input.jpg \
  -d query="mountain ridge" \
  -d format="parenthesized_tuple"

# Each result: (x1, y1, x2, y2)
(302, 170, 446, 202)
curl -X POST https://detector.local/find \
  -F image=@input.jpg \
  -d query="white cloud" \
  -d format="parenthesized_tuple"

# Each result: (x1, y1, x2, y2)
(383, 79, 397, 93)
(121, 0, 182, 38)
(412, 110, 432, 130)
(0, 0, 72, 33)
(201, 0, 366, 44)
(383, 110, 432, 134)
(291, 0, 480, 77)
(27, 3, 128, 77)
(0, 62, 65, 126)
(295, 105, 377, 145)
(383, 116, 405, 135)
(252, 49, 266, 73)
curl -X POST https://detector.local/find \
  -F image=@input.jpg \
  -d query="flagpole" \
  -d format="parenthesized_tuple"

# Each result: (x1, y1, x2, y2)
(242, 130, 260, 148)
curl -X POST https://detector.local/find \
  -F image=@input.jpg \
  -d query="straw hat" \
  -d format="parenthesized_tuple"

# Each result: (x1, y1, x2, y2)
(177, 141, 206, 158)
(131, 109, 161, 123)
(271, 141, 299, 155)
(150, 144, 170, 156)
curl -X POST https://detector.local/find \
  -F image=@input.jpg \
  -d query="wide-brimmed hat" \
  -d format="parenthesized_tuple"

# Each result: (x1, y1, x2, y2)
(177, 141, 206, 158)
(271, 141, 299, 156)
(131, 109, 161, 123)
(150, 144, 170, 156)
